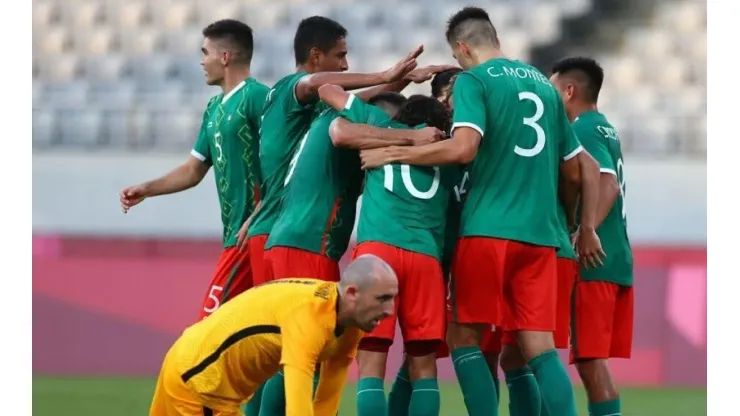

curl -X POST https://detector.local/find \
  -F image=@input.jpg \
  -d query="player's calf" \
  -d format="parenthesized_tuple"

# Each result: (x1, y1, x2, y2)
(356, 338, 392, 416)
(405, 341, 441, 416)
(500, 342, 540, 416)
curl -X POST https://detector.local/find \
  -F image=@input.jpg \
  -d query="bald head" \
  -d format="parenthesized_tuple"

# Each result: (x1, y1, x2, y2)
(340, 254, 397, 290)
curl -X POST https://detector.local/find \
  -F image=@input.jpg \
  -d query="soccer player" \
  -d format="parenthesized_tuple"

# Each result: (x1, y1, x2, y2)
(321, 87, 455, 416)
(550, 56, 634, 416)
(245, 16, 424, 414)
(358, 8, 605, 416)
(240, 15, 423, 286)
(149, 254, 398, 416)
(263, 66, 450, 283)
(119, 19, 269, 320)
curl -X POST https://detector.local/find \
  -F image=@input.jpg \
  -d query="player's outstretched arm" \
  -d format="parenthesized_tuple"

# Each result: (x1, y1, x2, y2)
(295, 45, 423, 105)
(120, 155, 209, 213)
(329, 118, 441, 150)
(359, 127, 479, 169)
(281, 307, 332, 416)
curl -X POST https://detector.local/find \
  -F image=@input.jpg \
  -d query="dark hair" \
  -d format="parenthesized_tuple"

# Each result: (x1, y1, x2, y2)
(202, 19, 254, 65)
(368, 92, 407, 108)
(445, 7, 499, 47)
(551, 57, 604, 103)
(393, 95, 452, 133)
(294, 16, 348, 65)
(431, 68, 462, 98)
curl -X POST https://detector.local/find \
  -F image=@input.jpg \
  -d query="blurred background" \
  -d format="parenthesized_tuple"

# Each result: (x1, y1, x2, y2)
(32, 0, 706, 414)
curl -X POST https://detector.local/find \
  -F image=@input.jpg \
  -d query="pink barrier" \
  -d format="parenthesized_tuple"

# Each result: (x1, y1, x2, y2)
(32, 236, 706, 386)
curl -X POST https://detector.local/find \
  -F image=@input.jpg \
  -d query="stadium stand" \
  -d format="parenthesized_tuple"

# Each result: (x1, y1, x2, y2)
(32, 0, 706, 156)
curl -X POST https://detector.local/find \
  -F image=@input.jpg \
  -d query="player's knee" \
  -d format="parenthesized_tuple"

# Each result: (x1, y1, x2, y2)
(445, 322, 482, 349)
(499, 344, 527, 372)
(359, 338, 392, 354)
(404, 340, 441, 357)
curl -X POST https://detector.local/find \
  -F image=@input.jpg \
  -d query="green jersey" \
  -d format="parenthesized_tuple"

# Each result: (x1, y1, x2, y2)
(265, 108, 364, 261)
(452, 59, 583, 248)
(574, 111, 633, 286)
(441, 169, 468, 277)
(556, 204, 577, 261)
(192, 78, 269, 247)
(341, 94, 459, 260)
(248, 72, 324, 238)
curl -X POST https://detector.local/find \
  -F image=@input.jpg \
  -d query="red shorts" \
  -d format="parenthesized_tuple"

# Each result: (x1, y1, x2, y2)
(569, 276, 634, 364)
(263, 246, 340, 282)
(247, 235, 269, 286)
(354, 242, 445, 344)
(450, 237, 557, 334)
(502, 256, 579, 346)
(198, 246, 253, 320)
(438, 278, 502, 358)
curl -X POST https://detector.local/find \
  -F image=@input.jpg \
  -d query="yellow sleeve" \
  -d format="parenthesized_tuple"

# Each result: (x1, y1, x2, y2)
(281, 305, 332, 416)
(314, 329, 363, 415)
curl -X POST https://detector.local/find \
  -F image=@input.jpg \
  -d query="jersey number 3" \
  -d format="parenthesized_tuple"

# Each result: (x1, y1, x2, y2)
(515, 92, 546, 158)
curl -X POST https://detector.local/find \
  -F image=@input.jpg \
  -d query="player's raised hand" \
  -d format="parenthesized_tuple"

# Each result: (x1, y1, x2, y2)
(575, 227, 606, 269)
(382, 45, 424, 83)
(120, 185, 147, 214)
(410, 126, 446, 146)
(405, 65, 460, 84)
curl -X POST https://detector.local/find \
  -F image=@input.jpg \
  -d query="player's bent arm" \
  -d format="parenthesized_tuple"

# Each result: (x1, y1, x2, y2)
(140, 155, 209, 197)
(385, 126, 481, 165)
(313, 356, 353, 416)
(559, 155, 583, 224)
(318, 84, 352, 111)
(329, 118, 414, 149)
(595, 170, 621, 229)
(576, 150, 601, 231)
(281, 308, 333, 416)
(296, 72, 388, 105)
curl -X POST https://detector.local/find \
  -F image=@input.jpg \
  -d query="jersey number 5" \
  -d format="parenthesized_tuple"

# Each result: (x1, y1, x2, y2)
(515, 92, 546, 158)
(383, 165, 440, 200)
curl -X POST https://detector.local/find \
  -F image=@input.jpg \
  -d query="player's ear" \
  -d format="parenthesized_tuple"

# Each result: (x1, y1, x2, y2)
(309, 47, 322, 65)
(220, 50, 230, 67)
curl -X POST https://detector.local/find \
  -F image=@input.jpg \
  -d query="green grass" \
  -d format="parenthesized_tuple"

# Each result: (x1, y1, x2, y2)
(32, 376, 706, 415)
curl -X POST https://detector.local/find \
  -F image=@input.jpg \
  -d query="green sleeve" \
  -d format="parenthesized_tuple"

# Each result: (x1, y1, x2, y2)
(289, 72, 319, 109)
(558, 101, 583, 161)
(573, 120, 616, 174)
(191, 98, 216, 165)
(451, 72, 486, 137)
(339, 93, 392, 126)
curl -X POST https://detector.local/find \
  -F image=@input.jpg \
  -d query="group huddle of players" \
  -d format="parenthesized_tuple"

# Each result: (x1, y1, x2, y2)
(120, 6, 634, 416)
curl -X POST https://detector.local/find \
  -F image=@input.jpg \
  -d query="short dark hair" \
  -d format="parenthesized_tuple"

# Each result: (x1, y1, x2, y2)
(368, 92, 407, 108)
(551, 57, 604, 103)
(394, 95, 452, 133)
(202, 19, 254, 65)
(431, 68, 462, 98)
(445, 7, 499, 47)
(294, 16, 348, 65)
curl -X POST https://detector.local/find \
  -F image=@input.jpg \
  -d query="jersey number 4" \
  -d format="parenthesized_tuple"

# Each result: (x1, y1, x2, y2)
(515, 92, 546, 158)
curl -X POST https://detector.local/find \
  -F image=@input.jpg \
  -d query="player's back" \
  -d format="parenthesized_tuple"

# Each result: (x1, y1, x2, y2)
(267, 108, 363, 260)
(457, 58, 573, 248)
(361, 132, 460, 260)
(249, 72, 325, 237)
(169, 278, 346, 407)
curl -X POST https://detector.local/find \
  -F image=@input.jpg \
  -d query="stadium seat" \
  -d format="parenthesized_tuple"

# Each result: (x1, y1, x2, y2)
(38, 27, 70, 55)
(150, 1, 195, 30)
(33, 109, 57, 147)
(82, 55, 128, 82)
(72, 28, 116, 55)
(119, 28, 163, 56)
(149, 110, 199, 150)
(106, 1, 149, 29)
(57, 109, 104, 147)
(89, 81, 137, 110)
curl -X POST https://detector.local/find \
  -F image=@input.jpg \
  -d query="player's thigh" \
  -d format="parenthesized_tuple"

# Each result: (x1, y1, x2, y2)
(569, 278, 619, 364)
(449, 237, 506, 325)
(554, 258, 578, 349)
(268, 247, 339, 282)
(151, 356, 205, 416)
(398, 251, 445, 344)
(247, 235, 269, 286)
(609, 284, 634, 359)
(502, 242, 557, 332)
(199, 248, 252, 319)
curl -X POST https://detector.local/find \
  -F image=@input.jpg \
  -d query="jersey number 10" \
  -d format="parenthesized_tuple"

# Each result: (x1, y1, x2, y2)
(383, 165, 440, 200)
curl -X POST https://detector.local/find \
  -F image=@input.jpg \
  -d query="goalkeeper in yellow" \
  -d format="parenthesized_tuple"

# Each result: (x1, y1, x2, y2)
(150, 254, 398, 416)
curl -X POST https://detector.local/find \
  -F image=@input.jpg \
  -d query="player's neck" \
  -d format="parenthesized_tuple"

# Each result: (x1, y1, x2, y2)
(472, 46, 505, 66)
(570, 102, 599, 122)
(220, 68, 251, 95)
(296, 63, 318, 74)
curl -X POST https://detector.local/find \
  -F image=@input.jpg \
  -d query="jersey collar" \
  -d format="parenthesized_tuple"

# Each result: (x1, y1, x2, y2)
(221, 79, 248, 104)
